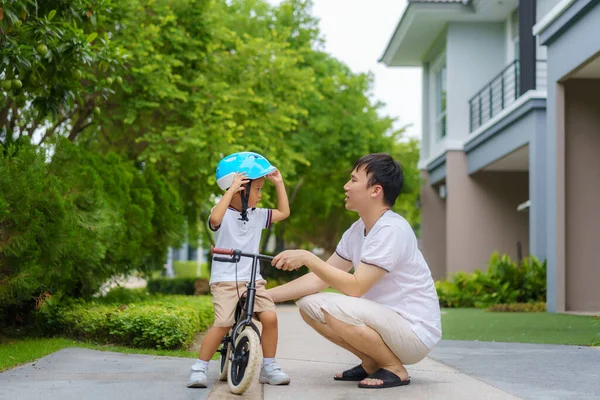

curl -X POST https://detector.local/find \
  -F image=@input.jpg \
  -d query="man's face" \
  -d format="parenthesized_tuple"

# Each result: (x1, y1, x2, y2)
(343, 167, 373, 212)
(247, 177, 264, 208)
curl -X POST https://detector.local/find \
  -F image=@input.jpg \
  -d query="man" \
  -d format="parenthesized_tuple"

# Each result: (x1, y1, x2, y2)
(268, 153, 442, 389)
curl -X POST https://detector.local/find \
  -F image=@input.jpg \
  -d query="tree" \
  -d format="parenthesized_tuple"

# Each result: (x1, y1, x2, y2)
(0, 0, 123, 145)
(86, 0, 317, 243)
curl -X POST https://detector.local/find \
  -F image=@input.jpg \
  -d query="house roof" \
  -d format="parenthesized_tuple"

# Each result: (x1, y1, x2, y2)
(379, 0, 517, 66)
(409, 0, 468, 3)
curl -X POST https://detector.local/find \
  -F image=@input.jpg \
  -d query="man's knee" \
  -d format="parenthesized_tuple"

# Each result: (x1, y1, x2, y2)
(299, 309, 311, 323)
(296, 294, 324, 323)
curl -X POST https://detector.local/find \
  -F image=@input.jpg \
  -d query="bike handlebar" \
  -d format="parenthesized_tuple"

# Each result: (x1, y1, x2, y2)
(210, 246, 274, 262)
(211, 246, 234, 256)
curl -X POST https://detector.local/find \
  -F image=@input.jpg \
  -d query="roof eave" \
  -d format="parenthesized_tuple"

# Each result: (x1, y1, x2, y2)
(379, 2, 474, 67)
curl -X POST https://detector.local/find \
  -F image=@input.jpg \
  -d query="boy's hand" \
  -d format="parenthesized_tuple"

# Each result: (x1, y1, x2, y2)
(266, 169, 283, 184)
(229, 173, 249, 193)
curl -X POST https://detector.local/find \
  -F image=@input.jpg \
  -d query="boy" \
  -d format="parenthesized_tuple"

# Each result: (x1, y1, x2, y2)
(187, 152, 291, 388)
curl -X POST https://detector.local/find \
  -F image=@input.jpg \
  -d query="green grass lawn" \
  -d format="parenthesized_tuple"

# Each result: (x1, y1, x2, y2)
(3, 307, 598, 373)
(0, 337, 200, 373)
(174, 261, 209, 279)
(441, 308, 600, 346)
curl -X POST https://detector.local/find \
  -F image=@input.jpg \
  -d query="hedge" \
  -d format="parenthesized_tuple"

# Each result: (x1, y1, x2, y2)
(51, 295, 214, 349)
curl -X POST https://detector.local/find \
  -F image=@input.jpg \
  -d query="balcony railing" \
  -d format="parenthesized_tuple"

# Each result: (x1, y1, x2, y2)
(469, 60, 547, 132)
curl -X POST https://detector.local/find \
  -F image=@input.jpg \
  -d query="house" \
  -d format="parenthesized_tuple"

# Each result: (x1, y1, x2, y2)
(380, 0, 600, 313)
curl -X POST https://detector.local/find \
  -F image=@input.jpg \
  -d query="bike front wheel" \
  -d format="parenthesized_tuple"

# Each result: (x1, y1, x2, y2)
(227, 328, 262, 394)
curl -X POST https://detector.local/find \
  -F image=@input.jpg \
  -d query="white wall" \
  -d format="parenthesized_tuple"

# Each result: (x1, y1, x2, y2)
(535, 0, 560, 61)
(420, 23, 507, 164)
(537, 0, 562, 22)
(446, 23, 506, 140)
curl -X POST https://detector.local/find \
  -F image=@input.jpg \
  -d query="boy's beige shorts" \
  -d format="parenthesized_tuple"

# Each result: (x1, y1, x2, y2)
(210, 280, 276, 327)
(297, 292, 431, 365)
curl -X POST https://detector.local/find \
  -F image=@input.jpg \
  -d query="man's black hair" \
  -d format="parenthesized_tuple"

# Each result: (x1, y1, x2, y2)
(353, 153, 404, 207)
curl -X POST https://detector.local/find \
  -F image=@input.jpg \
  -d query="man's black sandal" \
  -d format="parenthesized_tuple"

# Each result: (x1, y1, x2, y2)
(357, 368, 410, 389)
(333, 364, 369, 381)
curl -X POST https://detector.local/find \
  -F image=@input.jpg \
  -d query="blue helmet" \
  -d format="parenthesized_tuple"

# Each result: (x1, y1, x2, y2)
(216, 152, 276, 190)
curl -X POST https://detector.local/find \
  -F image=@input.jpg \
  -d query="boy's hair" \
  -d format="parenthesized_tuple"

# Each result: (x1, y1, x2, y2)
(353, 153, 404, 207)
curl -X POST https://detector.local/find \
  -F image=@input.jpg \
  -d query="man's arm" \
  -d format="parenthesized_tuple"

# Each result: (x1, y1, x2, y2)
(266, 170, 290, 223)
(272, 250, 386, 298)
(267, 253, 352, 303)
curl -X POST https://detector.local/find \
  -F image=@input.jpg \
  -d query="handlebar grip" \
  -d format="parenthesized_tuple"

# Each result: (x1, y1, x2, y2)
(214, 256, 234, 262)
(210, 246, 234, 255)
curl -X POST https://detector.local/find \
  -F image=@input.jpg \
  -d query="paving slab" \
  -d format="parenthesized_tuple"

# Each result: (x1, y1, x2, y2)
(0, 348, 218, 400)
(429, 340, 600, 400)
(264, 305, 520, 400)
(3, 305, 594, 400)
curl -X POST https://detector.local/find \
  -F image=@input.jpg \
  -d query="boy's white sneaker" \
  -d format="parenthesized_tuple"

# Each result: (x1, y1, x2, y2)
(259, 362, 290, 385)
(187, 364, 208, 388)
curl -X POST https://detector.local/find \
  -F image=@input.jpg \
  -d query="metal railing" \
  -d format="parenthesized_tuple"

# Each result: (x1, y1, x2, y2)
(469, 60, 547, 132)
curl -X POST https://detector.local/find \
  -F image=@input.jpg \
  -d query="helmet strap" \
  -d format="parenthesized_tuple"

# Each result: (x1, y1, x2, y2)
(239, 180, 252, 222)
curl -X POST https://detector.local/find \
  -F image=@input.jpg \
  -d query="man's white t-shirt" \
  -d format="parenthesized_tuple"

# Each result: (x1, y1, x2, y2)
(209, 207, 272, 284)
(335, 210, 442, 350)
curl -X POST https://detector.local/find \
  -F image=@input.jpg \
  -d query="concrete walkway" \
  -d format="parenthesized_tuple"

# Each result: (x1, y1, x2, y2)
(207, 305, 520, 400)
(2, 305, 599, 400)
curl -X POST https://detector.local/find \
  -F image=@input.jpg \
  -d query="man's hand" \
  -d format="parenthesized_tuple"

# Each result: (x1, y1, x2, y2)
(272, 249, 315, 271)
(228, 172, 249, 193)
(266, 169, 283, 185)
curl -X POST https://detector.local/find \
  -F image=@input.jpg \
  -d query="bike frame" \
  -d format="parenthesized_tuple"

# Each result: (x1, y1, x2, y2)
(211, 247, 274, 345)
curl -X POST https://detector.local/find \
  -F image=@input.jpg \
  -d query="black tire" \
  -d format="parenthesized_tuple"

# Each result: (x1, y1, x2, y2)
(219, 341, 231, 382)
(227, 328, 261, 394)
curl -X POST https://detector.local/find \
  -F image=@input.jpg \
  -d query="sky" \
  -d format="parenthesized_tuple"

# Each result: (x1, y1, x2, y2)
(268, 0, 422, 139)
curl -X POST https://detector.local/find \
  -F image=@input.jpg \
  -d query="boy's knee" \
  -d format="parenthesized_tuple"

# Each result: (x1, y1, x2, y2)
(211, 324, 232, 333)
(258, 311, 278, 326)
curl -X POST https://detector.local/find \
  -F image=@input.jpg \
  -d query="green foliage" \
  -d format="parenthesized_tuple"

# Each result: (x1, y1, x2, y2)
(1, 0, 422, 328)
(0, 0, 124, 144)
(487, 302, 546, 312)
(147, 277, 205, 296)
(97, 287, 152, 305)
(392, 138, 421, 232)
(86, 0, 421, 253)
(0, 139, 183, 323)
(48, 295, 214, 349)
(435, 252, 547, 308)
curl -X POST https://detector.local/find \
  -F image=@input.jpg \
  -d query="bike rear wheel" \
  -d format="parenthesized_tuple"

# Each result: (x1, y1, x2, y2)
(218, 340, 231, 381)
(227, 328, 261, 394)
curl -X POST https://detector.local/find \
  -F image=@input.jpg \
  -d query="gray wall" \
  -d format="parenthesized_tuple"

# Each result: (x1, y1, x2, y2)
(542, 0, 600, 312)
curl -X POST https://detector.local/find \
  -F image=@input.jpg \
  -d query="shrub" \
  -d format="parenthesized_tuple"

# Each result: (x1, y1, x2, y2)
(0, 139, 184, 326)
(435, 252, 546, 308)
(486, 302, 546, 312)
(97, 287, 152, 305)
(52, 295, 214, 349)
(147, 277, 209, 296)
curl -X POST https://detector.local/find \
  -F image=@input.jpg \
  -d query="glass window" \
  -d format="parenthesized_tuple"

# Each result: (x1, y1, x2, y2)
(435, 64, 447, 138)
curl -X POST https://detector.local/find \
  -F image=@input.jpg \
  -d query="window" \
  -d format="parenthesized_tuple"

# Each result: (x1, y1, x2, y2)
(511, 9, 519, 60)
(435, 63, 447, 138)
